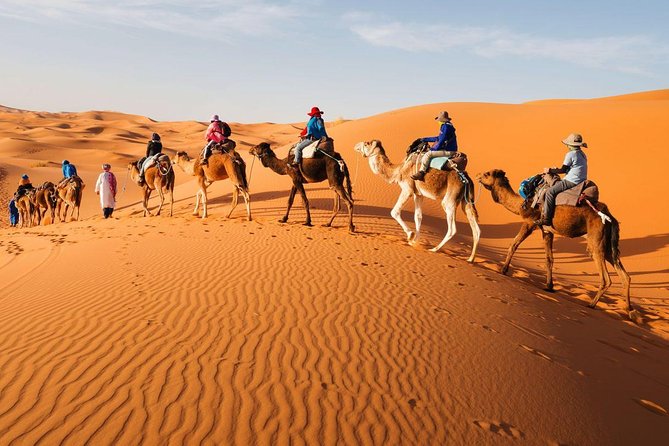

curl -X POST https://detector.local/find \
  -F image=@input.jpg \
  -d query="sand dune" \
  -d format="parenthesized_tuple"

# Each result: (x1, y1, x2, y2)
(1, 91, 668, 444)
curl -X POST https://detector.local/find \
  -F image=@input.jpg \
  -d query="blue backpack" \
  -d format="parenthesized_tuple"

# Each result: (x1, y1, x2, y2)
(519, 174, 544, 199)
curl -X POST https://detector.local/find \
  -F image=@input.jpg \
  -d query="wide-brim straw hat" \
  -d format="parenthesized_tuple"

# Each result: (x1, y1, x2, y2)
(435, 111, 452, 122)
(562, 133, 586, 147)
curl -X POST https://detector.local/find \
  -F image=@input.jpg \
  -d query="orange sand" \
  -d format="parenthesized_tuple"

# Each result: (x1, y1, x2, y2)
(1, 91, 668, 444)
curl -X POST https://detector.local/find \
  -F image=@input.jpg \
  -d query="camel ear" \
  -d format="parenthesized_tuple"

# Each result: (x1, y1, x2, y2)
(370, 140, 378, 150)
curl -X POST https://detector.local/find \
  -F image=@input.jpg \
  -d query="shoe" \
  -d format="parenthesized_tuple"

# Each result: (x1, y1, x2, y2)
(289, 161, 300, 168)
(534, 217, 552, 227)
(411, 170, 427, 181)
(200, 158, 208, 166)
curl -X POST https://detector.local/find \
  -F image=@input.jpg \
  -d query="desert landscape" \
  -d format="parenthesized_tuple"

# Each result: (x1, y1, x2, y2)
(0, 90, 668, 444)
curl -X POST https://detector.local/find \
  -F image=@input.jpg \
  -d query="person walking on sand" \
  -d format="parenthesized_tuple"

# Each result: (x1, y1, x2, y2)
(95, 163, 117, 219)
(535, 133, 589, 227)
(411, 111, 458, 181)
(290, 106, 328, 167)
(8, 198, 19, 227)
(138, 132, 163, 185)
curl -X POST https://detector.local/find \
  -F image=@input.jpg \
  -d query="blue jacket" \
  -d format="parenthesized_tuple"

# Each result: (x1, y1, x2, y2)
(306, 116, 328, 140)
(9, 199, 18, 224)
(423, 122, 457, 152)
(62, 163, 77, 178)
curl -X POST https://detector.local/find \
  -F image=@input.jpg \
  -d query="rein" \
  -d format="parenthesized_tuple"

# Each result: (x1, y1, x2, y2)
(315, 148, 346, 172)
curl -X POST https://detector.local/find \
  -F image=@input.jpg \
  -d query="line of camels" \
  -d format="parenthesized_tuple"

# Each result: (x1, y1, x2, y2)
(14, 177, 84, 228)
(12, 138, 634, 320)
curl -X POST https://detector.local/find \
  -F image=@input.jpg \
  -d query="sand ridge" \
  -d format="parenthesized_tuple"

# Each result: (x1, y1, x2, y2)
(1, 91, 668, 444)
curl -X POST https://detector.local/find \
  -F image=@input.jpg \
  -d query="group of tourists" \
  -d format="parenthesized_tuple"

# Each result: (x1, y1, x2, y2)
(7, 105, 588, 228)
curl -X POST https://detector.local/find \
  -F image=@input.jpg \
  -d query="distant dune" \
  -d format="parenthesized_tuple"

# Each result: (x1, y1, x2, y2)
(1, 91, 668, 444)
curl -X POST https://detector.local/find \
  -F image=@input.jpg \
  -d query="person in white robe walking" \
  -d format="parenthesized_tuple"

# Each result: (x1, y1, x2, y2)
(95, 163, 117, 218)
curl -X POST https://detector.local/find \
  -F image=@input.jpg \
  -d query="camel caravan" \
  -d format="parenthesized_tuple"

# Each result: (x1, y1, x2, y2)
(13, 169, 85, 228)
(8, 108, 637, 320)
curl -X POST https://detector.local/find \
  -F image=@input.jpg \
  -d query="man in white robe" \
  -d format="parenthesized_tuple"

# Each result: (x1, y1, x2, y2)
(95, 163, 117, 218)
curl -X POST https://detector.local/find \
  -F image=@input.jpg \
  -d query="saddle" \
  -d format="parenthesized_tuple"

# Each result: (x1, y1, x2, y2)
(529, 173, 599, 209)
(211, 139, 237, 155)
(428, 152, 468, 172)
(288, 137, 332, 160)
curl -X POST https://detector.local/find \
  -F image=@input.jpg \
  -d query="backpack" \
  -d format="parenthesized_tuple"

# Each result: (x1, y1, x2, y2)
(221, 122, 232, 138)
(518, 174, 544, 199)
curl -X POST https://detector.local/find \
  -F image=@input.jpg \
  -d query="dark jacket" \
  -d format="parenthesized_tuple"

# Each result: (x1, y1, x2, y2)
(422, 122, 457, 152)
(146, 140, 163, 158)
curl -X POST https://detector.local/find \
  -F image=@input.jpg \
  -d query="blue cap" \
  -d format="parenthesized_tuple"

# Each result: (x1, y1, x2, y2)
(21, 174, 29, 179)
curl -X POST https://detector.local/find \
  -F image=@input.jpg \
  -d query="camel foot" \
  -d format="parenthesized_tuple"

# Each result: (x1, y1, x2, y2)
(349, 225, 355, 233)
(407, 231, 415, 242)
(303, 222, 313, 227)
(500, 266, 509, 275)
(588, 302, 597, 309)
(429, 247, 440, 253)
(322, 223, 332, 228)
(628, 309, 642, 324)
(544, 285, 554, 292)
(279, 217, 288, 223)
(192, 211, 199, 216)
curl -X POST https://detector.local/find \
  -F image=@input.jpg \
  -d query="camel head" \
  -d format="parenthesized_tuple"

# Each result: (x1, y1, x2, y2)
(476, 169, 509, 190)
(354, 140, 385, 158)
(172, 151, 191, 165)
(250, 142, 274, 160)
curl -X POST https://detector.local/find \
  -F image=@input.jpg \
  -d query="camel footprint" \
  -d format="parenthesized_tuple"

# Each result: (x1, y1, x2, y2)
(473, 420, 524, 439)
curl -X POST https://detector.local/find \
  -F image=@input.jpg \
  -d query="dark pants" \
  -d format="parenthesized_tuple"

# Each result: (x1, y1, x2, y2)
(543, 179, 576, 221)
(103, 207, 114, 219)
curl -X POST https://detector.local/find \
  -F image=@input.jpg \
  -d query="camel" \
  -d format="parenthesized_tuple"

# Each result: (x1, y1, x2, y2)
(15, 190, 36, 228)
(128, 154, 175, 217)
(34, 182, 57, 225)
(55, 176, 85, 222)
(476, 169, 634, 317)
(354, 140, 480, 262)
(172, 150, 250, 220)
(249, 140, 354, 232)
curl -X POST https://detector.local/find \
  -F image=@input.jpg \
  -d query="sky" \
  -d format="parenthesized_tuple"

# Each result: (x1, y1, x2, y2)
(1, 0, 668, 123)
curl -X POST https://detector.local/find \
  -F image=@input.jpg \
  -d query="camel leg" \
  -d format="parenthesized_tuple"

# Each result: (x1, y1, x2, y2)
(201, 184, 209, 219)
(227, 187, 239, 219)
(541, 231, 555, 290)
(464, 202, 481, 263)
(296, 183, 312, 226)
(390, 187, 414, 241)
(411, 195, 424, 244)
(280, 186, 298, 223)
(501, 223, 536, 275)
(589, 251, 613, 309)
(324, 192, 340, 227)
(169, 187, 174, 217)
(431, 193, 458, 253)
(331, 184, 354, 232)
(611, 259, 632, 312)
(241, 188, 252, 221)
(155, 184, 165, 216)
(143, 188, 152, 217)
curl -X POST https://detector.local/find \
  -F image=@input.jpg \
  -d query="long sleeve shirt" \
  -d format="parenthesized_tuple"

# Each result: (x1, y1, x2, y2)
(146, 140, 163, 158)
(305, 116, 328, 139)
(62, 164, 77, 178)
(423, 122, 457, 152)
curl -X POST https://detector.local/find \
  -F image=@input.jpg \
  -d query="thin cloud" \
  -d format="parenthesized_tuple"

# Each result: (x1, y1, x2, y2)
(0, 0, 305, 40)
(346, 14, 668, 75)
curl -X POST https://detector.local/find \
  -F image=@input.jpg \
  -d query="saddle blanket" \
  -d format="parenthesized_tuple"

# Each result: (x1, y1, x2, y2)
(289, 140, 321, 159)
(530, 174, 599, 208)
(427, 152, 468, 171)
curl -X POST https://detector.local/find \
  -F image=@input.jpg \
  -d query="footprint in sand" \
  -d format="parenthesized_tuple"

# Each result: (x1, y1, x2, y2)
(473, 420, 524, 439)
(634, 399, 668, 416)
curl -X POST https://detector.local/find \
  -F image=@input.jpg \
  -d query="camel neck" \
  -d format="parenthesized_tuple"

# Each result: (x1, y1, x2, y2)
(179, 159, 198, 176)
(369, 152, 400, 184)
(263, 153, 289, 176)
(492, 179, 524, 215)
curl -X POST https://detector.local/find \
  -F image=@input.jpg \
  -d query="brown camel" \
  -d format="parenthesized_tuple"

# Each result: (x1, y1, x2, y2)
(33, 182, 57, 225)
(354, 140, 480, 262)
(172, 150, 250, 220)
(128, 154, 175, 217)
(249, 140, 355, 232)
(15, 190, 36, 228)
(55, 176, 85, 222)
(476, 169, 634, 318)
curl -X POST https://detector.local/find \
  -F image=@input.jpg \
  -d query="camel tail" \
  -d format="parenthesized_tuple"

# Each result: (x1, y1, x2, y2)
(460, 172, 479, 220)
(607, 213, 621, 264)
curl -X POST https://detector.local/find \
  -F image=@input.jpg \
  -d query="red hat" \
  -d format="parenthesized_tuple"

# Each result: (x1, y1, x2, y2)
(307, 106, 323, 117)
